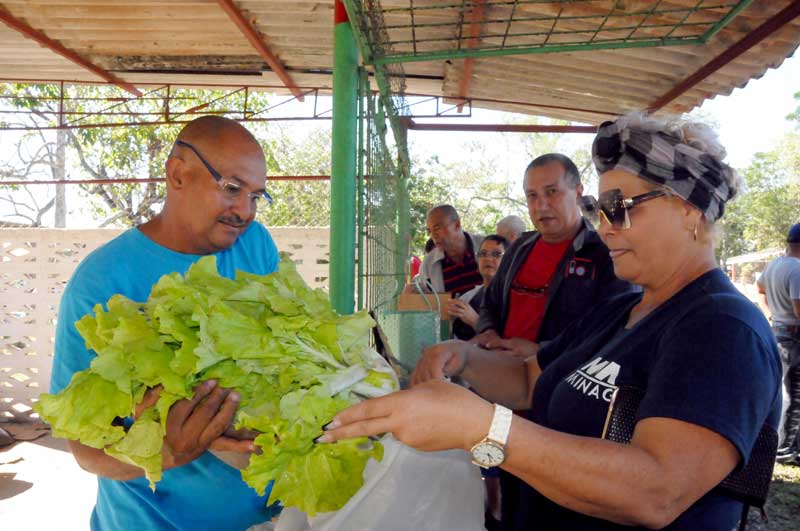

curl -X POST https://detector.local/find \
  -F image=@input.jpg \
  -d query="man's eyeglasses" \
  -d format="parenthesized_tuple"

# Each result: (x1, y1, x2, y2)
(175, 140, 273, 206)
(580, 188, 664, 230)
(477, 250, 504, 259)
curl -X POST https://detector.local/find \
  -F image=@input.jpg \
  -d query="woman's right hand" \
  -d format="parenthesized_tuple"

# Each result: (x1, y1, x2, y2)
(410, 339, 473, 386)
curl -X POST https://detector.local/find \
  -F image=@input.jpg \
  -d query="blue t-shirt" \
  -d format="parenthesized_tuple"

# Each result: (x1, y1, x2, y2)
(514, 269, 781, 531)
(50, 223, 280, 531)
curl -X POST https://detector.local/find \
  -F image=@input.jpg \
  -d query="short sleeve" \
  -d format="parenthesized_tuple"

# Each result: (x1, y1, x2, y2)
(789, 266, 800, 300)
(637, 306, 781, 464)
(50, 271, 103, 394)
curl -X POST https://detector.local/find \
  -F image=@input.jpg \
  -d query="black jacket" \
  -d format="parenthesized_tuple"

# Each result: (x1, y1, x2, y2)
(476, 220, 633, 343)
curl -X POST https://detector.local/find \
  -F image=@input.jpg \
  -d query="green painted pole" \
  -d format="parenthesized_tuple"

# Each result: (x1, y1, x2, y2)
(356, 66, 367, 311)
(331, 0, 358, 315)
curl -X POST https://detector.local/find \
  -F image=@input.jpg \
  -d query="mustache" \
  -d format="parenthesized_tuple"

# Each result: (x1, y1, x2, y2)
(218, 216, 246, 227)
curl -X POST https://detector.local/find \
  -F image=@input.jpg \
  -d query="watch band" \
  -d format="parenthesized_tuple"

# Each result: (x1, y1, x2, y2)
(488, 404, 513, 445)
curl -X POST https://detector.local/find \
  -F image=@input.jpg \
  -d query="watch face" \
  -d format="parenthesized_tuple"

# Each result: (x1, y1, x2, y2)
(471, 442, 505, 468)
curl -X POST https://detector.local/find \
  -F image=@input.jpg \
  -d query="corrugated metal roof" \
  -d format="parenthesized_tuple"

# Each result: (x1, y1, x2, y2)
(0, 0, 797, 122)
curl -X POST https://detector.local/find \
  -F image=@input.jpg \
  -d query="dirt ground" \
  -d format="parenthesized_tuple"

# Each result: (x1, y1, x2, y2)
(0, 424, 96, 531)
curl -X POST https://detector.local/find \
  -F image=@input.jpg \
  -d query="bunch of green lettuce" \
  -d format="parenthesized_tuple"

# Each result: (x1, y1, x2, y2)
(34, 255, 397, 515)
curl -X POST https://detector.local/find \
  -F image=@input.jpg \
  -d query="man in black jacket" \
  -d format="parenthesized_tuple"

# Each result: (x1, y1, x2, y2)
(473, 153, 632, 530)
(474, 153, 631, 355)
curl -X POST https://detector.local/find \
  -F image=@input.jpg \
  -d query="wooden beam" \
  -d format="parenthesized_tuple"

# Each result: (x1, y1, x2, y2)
(649, 0, 800, 112)
(456, 0, 486, 113)
(406, 121, 596, 133)
(217, 0, 304, 101)
(0, 7, 141, 97)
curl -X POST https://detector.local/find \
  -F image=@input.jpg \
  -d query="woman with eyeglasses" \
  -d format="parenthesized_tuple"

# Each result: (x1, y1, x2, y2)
(320, 113, 781, 530)
(448, 234, 510, 341)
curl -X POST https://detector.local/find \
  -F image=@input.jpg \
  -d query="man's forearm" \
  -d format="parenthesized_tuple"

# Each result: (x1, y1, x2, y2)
(461, 345, 532, 409)
(69, 439, 148, 481)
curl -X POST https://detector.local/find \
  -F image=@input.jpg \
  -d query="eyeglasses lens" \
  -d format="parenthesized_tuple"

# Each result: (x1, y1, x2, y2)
(581, 190, 630, 230)
(478, 251, 503, 259)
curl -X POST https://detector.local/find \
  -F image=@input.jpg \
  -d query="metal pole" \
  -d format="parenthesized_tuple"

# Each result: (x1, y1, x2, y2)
(331, 0, 358, 315)
(356, 67, 367, 311)
(396, 121, 411, 294)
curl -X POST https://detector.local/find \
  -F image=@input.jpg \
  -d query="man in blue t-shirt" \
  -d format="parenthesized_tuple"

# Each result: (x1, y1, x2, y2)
(50, 116, 281, 530)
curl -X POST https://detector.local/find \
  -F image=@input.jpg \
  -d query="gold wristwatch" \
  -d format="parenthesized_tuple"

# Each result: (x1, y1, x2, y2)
(470, 404, 512, 468)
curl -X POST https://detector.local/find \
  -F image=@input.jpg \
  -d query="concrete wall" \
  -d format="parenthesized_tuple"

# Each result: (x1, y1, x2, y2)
(0, 227, 330, 422)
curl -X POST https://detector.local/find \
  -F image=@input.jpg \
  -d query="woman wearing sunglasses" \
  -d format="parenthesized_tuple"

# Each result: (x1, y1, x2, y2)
(320, 113, 781, 530)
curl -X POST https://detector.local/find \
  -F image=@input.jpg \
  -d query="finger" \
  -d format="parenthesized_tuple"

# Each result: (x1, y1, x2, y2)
(178, 386, 229, 444)
(485, 338, 509, 350)
(319, 416, 396, 443)
(135, 385, 163, 419)
(194, 389, 239, 447)
(210, 435, 255, 453)
(166, 379, 218, 435)
(412, 357, 445, 386)
(172, 386, 230, 446)
(327, 393, 401, 429)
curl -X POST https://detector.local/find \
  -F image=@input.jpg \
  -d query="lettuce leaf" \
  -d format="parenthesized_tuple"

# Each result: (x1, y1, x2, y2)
(35, 255, 396, 515)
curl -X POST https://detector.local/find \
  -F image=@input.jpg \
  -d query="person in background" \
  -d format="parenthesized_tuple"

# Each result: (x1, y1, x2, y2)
(758, 222, 800, 466)
(496, 215, 527, 243)
(412, 204, 484, 296)
(448, 235, 509, 341)
(49, 116, 280, 530)
(474, 153, 630, 359)
(473, 153, 632, 529)
(322, 112, 781, 531)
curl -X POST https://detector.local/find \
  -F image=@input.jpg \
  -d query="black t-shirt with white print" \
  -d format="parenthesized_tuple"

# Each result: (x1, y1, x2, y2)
(513, 269, 781, 531)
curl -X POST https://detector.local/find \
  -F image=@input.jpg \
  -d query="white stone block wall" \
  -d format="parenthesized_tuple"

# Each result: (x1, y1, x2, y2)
(0, 227, 330, 422)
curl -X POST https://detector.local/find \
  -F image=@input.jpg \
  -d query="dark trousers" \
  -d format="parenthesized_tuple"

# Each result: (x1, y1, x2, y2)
(499, 469, 520, 531)
(776, 330, 800, 461)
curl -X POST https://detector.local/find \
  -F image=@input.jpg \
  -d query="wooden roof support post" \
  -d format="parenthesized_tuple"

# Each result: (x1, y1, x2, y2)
(0, 7, 141, 97)
(648, 0, 800, 112)
(217, 0, 304, 101)
(457, 0, 486, 113)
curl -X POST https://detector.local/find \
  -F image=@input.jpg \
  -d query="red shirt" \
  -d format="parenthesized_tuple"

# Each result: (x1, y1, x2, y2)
(503, 238, 572, 341)
(441, 248, 482, 296)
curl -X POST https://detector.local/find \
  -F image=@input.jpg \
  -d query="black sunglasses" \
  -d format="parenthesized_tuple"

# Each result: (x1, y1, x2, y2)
(175, 139, 273, 206)
(580, 188, 665, 230)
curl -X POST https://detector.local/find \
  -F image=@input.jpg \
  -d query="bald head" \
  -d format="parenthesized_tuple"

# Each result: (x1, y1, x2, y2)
(172, 115, 262, 158)
(496, 215, 526, 242)
(143, 116, 268, 255)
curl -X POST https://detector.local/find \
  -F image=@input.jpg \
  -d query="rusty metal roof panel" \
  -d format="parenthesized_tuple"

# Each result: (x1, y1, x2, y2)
(0, 0, 797, 121)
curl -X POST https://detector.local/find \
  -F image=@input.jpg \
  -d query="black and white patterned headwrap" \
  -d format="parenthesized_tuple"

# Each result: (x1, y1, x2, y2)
(592, 119, 734, 221)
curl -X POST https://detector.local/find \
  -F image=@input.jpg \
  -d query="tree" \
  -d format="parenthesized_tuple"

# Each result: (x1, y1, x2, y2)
(258, 125, 332, 227)
(0, 128, 58, 226)
(0, 83, 286, 228)
(405, 120, 594, 253)
(719, 131, 800, 261)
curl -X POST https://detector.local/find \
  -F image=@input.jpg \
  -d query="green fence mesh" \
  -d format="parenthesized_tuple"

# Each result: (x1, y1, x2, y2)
(347, 0, 755, 64)
(362, 90, 409, 312)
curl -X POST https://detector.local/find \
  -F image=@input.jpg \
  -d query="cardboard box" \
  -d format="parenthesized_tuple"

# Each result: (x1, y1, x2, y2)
(396, 292, 453, 319)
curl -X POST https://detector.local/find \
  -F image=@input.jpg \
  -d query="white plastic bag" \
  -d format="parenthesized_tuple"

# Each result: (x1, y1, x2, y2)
(274, 435, 486, 531)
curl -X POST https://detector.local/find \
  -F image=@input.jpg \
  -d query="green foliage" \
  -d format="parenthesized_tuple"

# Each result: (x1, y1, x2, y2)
(258, 126, 332, 227)
(405, 119, 594, 253)
(719, 132, 800, 261)
(0, 83, 282, 227)
(35, 256, 395, 514)
(787, 90, 800, 124)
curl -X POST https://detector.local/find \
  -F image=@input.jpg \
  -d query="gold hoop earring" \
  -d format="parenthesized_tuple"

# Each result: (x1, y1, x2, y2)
(693, 224, 698, 241)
